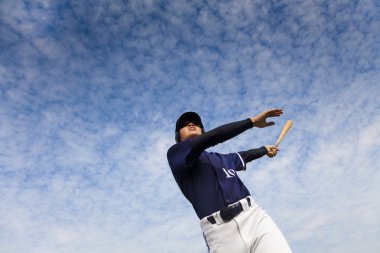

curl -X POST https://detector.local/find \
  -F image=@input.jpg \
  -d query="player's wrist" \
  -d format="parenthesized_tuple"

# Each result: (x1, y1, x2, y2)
(250, 117, 258, 127)
(262, 146, 269, 154)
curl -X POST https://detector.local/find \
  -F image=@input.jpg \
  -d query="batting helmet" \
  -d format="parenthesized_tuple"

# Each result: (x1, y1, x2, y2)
(175, 112, 205, 142)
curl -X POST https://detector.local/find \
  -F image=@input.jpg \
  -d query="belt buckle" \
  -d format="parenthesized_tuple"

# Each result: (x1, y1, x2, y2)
(220, 202, 243, 221)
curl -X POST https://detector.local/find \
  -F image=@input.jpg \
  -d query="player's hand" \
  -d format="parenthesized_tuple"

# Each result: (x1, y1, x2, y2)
(250, 109, 283, 128)
(265, 145, 279, 158)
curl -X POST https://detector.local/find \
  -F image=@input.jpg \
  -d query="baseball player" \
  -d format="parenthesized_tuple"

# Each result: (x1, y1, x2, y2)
(167, 109, 292, 253)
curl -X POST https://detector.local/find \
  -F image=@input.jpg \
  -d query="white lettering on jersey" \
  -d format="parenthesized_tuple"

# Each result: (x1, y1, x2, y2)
(222, 168, 236, 178)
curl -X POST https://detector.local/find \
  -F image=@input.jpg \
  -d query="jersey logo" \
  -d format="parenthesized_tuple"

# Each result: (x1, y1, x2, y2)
(222, 168, 236, 178)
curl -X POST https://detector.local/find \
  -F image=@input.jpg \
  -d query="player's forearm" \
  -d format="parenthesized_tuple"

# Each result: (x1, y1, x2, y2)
(238, 147, 268, 163)
(192, 118, 253, 152)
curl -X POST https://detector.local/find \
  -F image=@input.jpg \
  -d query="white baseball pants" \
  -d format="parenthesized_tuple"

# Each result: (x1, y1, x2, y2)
(200, 197, 292, 253)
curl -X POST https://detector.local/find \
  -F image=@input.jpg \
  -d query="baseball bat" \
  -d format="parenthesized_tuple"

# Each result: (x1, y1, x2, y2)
(275, 120, 293, 147)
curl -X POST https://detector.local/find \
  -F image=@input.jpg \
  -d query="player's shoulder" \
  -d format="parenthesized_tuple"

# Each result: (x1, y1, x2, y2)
(167, 140, 193, 157)
(167, 143, 178, 157)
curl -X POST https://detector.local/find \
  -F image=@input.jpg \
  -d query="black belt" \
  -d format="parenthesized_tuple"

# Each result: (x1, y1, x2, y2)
(207, 197, 251, 224)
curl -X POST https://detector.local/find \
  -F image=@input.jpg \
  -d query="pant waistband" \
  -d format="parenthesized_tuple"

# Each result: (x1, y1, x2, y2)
(201, 196, 253, 227)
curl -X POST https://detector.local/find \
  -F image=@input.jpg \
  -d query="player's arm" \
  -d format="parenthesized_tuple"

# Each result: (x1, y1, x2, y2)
(169, 119, 254, 173)
(187, 109, 282, 163)
(185, 119, 253, 164)
(238, 145, 278, 163)
(191, 109, 283, 152)
(238, 147, 268, 163)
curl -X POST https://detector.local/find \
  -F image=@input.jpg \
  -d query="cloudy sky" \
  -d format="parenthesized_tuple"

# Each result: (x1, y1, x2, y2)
(1, 0, 379, 252)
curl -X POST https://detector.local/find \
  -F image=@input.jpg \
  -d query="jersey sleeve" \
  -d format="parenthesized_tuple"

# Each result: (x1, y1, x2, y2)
(235, 152, 247, 171)
(222, 152, 247, 171)
(167, 140, 196, 174)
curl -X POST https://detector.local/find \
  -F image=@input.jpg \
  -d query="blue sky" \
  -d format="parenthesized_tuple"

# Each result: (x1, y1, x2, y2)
(1, 0, 379, 252)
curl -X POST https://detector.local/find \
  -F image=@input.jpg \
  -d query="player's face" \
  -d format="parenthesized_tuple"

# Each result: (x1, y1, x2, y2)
(179, 122, 203, 141)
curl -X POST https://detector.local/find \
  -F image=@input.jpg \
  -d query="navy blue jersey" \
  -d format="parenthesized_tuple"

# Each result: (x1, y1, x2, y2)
(167, 139, 251, 219)
(167, 118, 268, 219)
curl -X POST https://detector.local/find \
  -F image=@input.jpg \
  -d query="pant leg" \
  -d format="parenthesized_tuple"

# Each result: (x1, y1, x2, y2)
(250, 215, 292, 253)
(234, 200, 292, 253)
(201, 214, 249, 253)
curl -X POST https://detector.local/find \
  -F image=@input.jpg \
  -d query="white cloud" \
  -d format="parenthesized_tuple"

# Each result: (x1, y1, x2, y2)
(0, 0, 379, 252)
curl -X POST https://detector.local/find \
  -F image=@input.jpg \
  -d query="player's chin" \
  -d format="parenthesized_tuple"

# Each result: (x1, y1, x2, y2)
(181, 132, 202, 141)
(189, 132, 202, 138)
